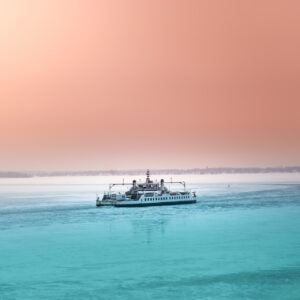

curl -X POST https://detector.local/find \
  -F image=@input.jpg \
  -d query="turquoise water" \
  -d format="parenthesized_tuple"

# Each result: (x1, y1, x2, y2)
(1, 175, 300, 299)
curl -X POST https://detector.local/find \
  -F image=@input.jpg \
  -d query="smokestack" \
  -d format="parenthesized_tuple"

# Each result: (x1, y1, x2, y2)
(160, 179, 164, 189)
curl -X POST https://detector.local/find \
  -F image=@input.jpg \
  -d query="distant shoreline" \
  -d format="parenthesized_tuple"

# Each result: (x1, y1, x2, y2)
(1, 167, 300, 178)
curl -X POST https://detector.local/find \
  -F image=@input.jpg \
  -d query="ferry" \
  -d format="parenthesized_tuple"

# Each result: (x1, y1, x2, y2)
(96, 170, 197, 207)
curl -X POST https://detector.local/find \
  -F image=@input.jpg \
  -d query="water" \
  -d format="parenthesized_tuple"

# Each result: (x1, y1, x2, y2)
(1, 174, 300, 299)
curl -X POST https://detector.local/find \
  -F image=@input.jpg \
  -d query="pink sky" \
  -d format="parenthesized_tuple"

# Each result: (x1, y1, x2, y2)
(1, 0, 300, 170)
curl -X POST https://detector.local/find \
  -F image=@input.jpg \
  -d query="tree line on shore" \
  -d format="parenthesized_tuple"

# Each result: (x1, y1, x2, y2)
(1, 167, 300, 178)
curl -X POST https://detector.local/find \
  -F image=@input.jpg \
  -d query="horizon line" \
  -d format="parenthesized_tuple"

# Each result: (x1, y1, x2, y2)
(1, 166, 300, 178)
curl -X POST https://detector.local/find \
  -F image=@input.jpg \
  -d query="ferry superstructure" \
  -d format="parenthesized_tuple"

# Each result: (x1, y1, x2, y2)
(96, 170, 197, 207)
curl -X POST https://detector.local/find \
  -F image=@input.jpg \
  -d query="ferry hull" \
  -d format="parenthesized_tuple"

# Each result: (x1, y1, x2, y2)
(96, 199, 116, 206)
(114, 199, 197, 207)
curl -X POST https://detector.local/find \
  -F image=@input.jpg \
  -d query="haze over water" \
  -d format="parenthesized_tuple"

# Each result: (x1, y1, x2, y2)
(1, 173, 300, 299)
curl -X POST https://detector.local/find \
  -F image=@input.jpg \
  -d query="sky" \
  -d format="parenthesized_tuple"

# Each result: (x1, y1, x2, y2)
(1, 0, 300, 171)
